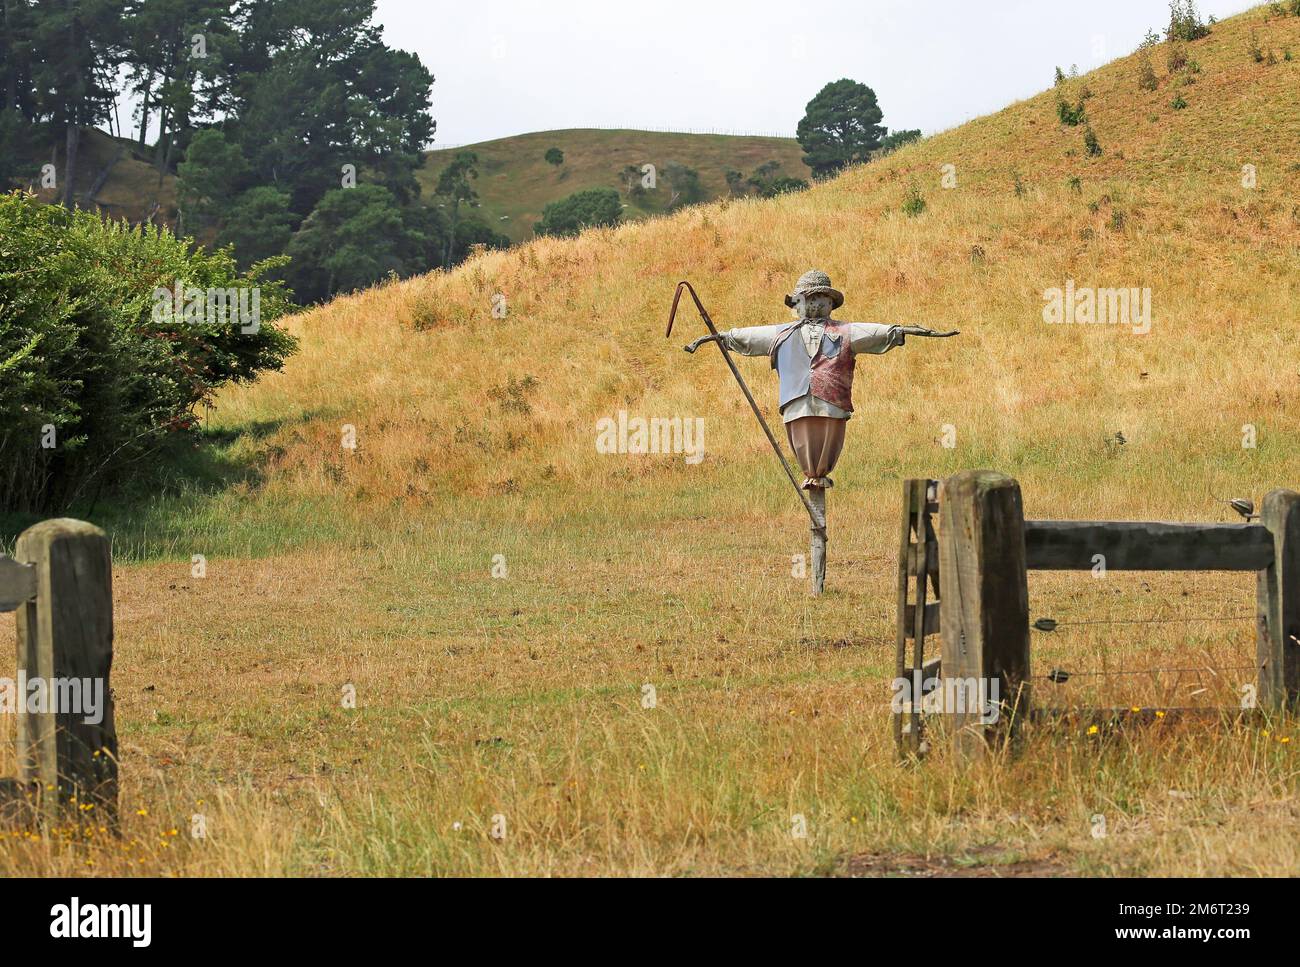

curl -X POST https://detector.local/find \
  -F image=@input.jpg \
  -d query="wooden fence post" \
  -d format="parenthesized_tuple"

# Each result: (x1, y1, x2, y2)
(1257, 490, 1300, 711)
(939, 471, 1031, 757)
(15, 519, 118, 826)
(809, 487, 827, 596)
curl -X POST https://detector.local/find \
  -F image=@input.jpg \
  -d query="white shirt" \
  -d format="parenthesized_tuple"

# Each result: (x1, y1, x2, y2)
(721, 320, 902, 421)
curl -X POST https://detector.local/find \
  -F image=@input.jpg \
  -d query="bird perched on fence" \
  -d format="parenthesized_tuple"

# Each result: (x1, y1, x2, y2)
(1212, 495, 1258, 521)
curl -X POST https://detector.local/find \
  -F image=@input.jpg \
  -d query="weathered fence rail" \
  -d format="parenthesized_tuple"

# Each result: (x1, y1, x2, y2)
(895, 471, 1300, 759)
(1024, 520, 1274, 571)
(0, 519, 117, 826)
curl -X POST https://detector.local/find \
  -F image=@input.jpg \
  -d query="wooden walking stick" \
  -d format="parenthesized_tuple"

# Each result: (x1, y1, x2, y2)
(668, 281, 827, 594)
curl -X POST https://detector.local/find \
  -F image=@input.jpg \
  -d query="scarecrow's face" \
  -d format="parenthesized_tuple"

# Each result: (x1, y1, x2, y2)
(798, 294, 834, 319)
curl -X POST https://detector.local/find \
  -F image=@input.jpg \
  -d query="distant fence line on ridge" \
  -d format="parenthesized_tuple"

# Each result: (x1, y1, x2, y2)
(430, 125, 796, 150)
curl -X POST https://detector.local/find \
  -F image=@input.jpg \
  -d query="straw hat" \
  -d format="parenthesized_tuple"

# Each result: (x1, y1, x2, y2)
(783, 269, 844, 310)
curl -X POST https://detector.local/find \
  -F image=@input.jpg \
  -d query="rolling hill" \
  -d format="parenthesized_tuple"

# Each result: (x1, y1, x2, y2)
(8, 4, 1300, 877)
(10, 126, 806, 251)
(419, 128, 812, 241)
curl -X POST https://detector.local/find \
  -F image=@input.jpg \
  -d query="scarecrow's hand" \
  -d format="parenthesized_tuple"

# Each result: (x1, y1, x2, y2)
(683, 334, 722, 354)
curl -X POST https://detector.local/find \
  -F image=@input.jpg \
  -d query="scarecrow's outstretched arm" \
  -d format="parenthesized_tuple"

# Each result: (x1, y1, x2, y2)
(896, 325, 960, 338)
(683, 333, 722, 353)
(684, 323, 787, 356)
(847, 323, 907, 355)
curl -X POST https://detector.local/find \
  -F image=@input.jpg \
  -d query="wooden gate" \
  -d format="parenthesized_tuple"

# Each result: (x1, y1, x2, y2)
(894, 478, 940, 755)
(894, 471, 1300, 758)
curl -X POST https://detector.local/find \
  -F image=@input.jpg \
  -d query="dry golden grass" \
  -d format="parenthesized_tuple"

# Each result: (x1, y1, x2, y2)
(4, 6, 1300, 876)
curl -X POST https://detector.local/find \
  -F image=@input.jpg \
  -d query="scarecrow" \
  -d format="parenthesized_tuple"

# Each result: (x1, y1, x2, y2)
(671, 270, 957, 594)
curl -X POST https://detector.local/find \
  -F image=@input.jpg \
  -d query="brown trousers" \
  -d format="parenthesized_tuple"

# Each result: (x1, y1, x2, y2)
(785, 416, 846, 489)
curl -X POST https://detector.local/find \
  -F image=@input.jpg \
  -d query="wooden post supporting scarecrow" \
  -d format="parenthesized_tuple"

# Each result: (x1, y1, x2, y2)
(683, 270, 956, 595)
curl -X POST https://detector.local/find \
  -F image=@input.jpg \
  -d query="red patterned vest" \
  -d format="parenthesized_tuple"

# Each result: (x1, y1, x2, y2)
(769, 320, 856, 413)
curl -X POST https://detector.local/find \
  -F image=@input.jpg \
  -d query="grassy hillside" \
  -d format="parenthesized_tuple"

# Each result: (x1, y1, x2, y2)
(5, 5, 1300, 876)
(19, 127, 180, 227)
(419, 128, 811, 241)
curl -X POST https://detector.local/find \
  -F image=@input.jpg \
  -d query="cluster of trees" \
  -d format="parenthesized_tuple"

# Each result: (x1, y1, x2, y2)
(536, 158, 712, 237)
(0, 0, 507, 303)
(725, 160, 808, 198)
(615, 160, 705, 209)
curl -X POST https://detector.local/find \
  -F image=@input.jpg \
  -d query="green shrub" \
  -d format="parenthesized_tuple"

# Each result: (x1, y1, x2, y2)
(1247, 29, 1265, 62)
(1056, 97, 1087, 126)
(535, 188, 623, 237)
(0, 192, 297, 513)
(1167, 0, 1210, 41)
(902, 183, 926, 217)
(663, 162, 706, 209)
(1171, 94, 1189, 109)
(1138, 55, 1160, 91)
(1083, 125, 1103, 156)
(761, 177, 810, 197)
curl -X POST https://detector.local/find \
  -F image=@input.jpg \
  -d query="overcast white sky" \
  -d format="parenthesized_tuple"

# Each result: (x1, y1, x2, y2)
(375, 0, 1258, 146)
